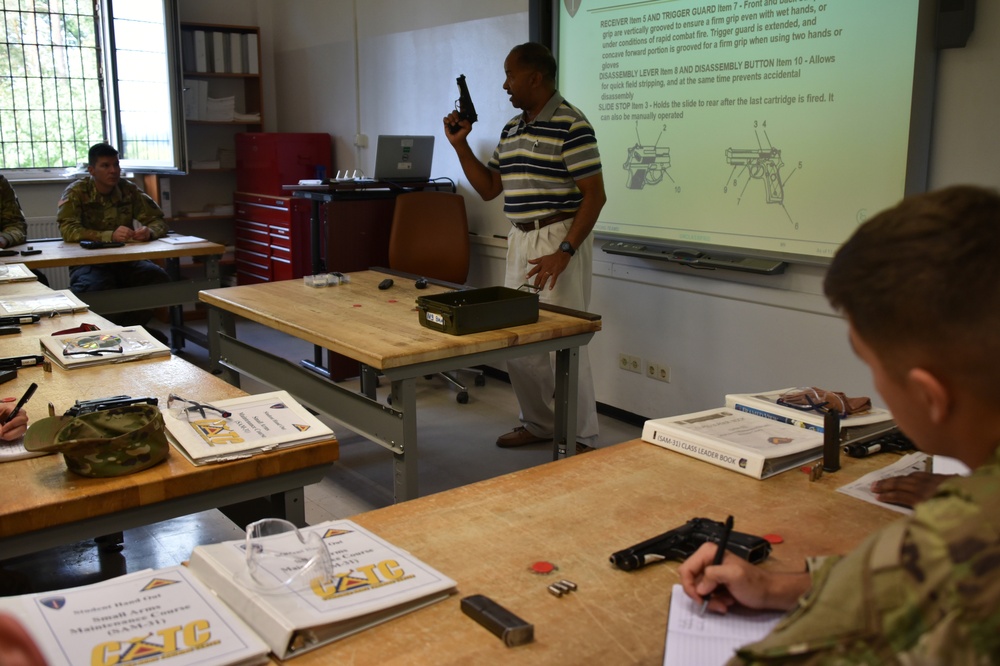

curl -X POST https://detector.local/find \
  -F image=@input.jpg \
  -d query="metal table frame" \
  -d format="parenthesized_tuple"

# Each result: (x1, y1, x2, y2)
(211, 310, 594, 502)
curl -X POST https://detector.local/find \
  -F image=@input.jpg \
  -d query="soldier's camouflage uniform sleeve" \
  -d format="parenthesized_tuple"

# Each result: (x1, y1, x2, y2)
(57, 178, 168, 242)
(726, 445, 1000, 665)
(0, 175, 27, 248)
(121, 179, 168, 239)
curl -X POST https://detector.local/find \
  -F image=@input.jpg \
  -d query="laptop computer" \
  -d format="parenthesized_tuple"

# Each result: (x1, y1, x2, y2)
(373, 135, 435, 181)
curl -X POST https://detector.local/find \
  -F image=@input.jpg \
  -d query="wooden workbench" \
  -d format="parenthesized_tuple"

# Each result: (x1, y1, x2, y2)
(0, 347, 339, 558)
(0, 238, 225, 349)
(200, 270, 602, 501)
(277, 438, 901, 664)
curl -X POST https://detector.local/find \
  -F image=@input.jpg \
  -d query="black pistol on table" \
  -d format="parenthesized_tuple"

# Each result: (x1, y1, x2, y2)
(610, 516, 771, 572)
(449, 74, 478, 134)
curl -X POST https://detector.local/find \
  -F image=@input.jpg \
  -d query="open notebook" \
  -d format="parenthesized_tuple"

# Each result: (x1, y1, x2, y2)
(663, 583, 783, 665)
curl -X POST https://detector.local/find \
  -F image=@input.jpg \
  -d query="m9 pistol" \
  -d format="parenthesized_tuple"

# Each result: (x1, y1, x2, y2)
(449, 74, 478, 134)
(610, 517, 772, 571)
(725, 146, 785, 204)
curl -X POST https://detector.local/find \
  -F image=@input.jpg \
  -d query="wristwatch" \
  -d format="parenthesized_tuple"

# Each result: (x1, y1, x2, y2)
(559, 241, 576, 257)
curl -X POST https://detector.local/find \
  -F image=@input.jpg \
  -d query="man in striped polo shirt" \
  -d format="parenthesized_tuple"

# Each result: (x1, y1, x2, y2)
(444, 42, 607, 454)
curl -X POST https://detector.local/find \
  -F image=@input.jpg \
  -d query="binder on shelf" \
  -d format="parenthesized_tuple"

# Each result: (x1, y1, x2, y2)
(181, 29, 196, 71)
(212, 31, 227, 73)
(193, 29, 208, 72)
(229, 32, 244, 73)
(245, 32, 259, 74)
(642, 407, 825, 479)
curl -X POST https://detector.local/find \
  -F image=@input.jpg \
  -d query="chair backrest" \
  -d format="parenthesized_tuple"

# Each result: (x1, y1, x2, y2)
(388, 191, 470, 284)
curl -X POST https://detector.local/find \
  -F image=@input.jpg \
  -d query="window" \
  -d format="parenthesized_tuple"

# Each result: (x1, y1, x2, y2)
(0, 0, 185, 179)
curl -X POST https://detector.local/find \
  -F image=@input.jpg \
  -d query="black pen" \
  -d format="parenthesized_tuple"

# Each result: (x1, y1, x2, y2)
(0, 354, 45, 369)
(700, 515, 734, 615)
(0, 314, 40, 326)
(1, 382, 37, 425)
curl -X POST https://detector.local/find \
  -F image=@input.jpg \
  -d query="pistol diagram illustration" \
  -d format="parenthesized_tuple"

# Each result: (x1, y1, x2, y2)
(724, 128, 798, 226)
(725, 146, 784, 204)
(623, 123, 672, 190)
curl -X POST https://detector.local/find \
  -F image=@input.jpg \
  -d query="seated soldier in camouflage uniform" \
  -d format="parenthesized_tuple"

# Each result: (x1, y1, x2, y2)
(0, 174, 27, 251)
(679, 185, 1000, 664)
(1, 174, 49, 285)
(57, 143, 170, 327)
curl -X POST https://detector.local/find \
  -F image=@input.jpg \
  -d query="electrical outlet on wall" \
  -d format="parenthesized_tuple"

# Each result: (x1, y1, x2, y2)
(619, 353, 641, 373)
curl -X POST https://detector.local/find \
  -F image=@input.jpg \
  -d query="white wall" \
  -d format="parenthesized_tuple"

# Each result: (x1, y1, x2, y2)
(176, 0, 999, 420)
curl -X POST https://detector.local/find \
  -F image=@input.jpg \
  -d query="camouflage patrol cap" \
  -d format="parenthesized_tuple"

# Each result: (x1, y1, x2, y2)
(24, 404, 168, 477)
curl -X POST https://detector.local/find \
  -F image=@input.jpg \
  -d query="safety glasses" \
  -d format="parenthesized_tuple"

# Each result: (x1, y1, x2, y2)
(242, 518, 334, 591)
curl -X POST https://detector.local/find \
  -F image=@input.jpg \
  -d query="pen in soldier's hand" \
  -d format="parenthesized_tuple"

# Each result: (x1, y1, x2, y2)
(1, 382, 37, 425)
(699, 514, 734, 615)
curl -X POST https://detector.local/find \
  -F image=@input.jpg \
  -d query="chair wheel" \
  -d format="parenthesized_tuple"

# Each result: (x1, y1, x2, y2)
(456, 391, 469, 404)
(424, 374, 435, 380)
(474, 375, 486, 387)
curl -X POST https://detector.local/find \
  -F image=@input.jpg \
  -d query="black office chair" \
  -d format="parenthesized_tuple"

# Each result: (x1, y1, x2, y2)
(387, 191, 484, 403)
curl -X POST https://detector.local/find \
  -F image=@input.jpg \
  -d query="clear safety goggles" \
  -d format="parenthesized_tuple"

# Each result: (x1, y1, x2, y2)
(167, 393, 232, 421)
(242, 518, 334, 591)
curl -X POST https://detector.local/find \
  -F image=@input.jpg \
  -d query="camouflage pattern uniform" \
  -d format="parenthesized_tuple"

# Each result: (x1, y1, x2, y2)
(57, 176, 168, 243)
(728, 444, 1000, 665)
(0, 174, 27, 248)
(56, 177, 170, 320)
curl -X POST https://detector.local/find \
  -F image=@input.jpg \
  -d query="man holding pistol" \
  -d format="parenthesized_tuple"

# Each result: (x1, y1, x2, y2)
(444, 42, 607, 454)
(679, 185, 1000, 663)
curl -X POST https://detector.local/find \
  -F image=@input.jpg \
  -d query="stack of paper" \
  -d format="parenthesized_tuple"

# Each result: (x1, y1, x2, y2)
(205, 95, 236, 122)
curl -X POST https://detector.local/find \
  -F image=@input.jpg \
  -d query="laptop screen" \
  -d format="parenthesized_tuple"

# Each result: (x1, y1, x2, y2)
(373, 135, 435, 181)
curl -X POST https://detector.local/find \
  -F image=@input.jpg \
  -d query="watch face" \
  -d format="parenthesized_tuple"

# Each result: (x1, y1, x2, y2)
(560, 241, 575, 255)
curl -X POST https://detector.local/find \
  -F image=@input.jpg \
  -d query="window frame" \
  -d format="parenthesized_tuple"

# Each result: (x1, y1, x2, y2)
(1, 0, 187, 183)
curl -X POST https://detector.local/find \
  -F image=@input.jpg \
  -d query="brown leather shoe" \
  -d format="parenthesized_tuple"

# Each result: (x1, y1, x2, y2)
(575, 442, 596, 454)
(496, 426, 552, 448)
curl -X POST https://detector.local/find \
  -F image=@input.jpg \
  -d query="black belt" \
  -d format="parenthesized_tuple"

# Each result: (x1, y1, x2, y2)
(511, 211, 575, 232)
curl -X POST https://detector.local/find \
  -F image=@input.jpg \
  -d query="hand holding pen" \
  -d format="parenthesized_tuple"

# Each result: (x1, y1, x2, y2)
(678, 515, 812, 615)
(699, 515, 734, 615)
(0, 382, 36, 441)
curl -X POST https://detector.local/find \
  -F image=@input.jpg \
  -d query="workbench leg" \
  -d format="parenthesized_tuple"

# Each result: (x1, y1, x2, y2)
(553, 346, 581, 459)
(360, 364, 379, 399)
(164, 257, 185, 351)
(390, 377, 419, 502)
(277, 488, 306, 527)
(213, 309, 239, 386)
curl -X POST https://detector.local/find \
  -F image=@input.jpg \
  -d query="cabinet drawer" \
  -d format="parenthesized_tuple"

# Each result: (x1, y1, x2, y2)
(237, 269, 269, 286)
(271, 255, 294, 282)
(270, 226, 292, 248)
(234, 199, 293, 225)
(236, 236, 269, 254)
(236, 260, 270, 283)
(236, 248, 269, 270)
(236, 220, 270, 244)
